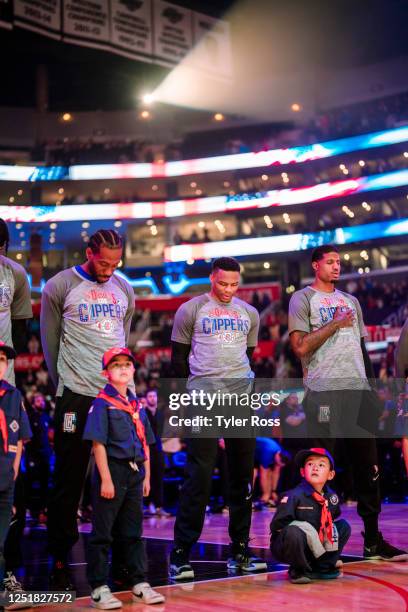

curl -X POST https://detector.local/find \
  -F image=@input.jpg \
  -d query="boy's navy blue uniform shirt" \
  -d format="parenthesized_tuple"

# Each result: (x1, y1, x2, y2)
(270, 479, 341, 536)
(83, 384, 155, 462)
(0, 380, 32, 491)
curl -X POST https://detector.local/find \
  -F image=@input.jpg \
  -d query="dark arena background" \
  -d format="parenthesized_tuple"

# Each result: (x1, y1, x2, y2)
(1, 0, 408, 609)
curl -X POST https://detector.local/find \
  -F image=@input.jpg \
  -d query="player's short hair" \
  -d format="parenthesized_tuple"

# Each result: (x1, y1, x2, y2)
(211, 257, 241, 273)
(0, 218, 9, 253)
(88, 229, 123, 254)
(311, 244, 339, 263)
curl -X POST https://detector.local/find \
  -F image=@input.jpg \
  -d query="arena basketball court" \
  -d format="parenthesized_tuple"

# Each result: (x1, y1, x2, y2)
(26, 505, 408, 611)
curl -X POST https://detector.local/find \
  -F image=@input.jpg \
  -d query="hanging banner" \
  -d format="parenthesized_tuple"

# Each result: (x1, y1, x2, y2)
(13, 0, 61, 38)
(110, 0, 153, 59)
(0, 0, 13, 30)
(7, 0, 231, 74)
(192, 12, 232, 77)
(63, 0, 109, 46)
(153, 0, 192, 65)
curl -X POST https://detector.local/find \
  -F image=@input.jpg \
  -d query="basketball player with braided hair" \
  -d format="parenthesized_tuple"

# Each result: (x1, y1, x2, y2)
(41, 229, 135, 589)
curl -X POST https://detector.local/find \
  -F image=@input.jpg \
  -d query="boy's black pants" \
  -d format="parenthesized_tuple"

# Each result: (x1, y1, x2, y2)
(174, 437, 256, 550)
(271, 519, 351, 572)
(304, 389, 381, 533)
(47, 387, 93, 560)
(87, 459, 146, 589)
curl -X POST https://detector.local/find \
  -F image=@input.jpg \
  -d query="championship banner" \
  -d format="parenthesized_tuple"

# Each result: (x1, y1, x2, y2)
(0, 0, 13, 30)
(13, 0, 61, 39)
(110, 0, 153, 60)
(63, 0, 109, 48)
(153, 0, 193, 65)
(192, 11, 232, 77)
(6, 0, 231, 74)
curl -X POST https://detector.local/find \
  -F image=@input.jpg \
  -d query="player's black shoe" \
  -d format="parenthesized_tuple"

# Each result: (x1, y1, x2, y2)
(49, 560, 75, 591)
(363, 531, 408, 561)
(288, 567, 312, 584)
(169, 547, 194, 581)
(227, 542, 267, 572)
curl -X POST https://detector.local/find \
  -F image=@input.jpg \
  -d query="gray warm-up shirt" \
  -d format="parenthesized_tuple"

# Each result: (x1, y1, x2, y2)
(41, 266, 135, 397)
(171, 293, 259, 382)
(0, 255, 33, 384)
(288, 286, 369, 391)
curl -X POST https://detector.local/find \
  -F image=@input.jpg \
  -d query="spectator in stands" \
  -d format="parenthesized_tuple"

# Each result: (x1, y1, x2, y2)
(27, 335, 40, 355)
(25, 393, 54, 523)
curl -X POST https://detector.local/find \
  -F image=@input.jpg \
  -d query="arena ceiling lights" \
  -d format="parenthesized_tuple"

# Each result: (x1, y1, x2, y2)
(164, 218, 408, 262)
(1, 126, 408, 182)
(0, 169, 407, 222)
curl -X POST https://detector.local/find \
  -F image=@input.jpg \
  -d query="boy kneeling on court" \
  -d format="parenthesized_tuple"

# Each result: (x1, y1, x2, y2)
(83, 347, 165, 607)
(270, 448, 351, 584)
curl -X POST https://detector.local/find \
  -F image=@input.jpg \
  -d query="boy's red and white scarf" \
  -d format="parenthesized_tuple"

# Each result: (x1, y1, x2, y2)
(96, 391, 149, 459)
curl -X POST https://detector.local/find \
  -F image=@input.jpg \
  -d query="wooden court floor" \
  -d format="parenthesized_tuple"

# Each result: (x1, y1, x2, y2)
(26, 504, 408, 611)
(35, 560, 408, 612)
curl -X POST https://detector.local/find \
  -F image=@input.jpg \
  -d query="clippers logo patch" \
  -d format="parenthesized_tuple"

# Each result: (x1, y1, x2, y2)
(63, 412, 77, 433)
(9, 420, 19, 433)
(318, 405, 330, 423)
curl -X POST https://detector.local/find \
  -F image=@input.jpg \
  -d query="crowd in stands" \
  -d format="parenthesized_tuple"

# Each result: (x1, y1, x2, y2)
(33, 139, 182, 166)
(308, 90, 408, 141)
(341, 279, 408, 325)
(23, 90, 408, 167)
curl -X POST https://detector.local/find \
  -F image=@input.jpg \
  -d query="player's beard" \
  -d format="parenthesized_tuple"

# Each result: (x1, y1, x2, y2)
(88, 259, 110, 284)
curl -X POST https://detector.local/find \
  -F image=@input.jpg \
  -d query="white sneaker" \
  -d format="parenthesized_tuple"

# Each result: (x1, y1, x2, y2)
(91, 585, 122, 609)
(132, 582, 165, 605)
(3, 573, 31, 610)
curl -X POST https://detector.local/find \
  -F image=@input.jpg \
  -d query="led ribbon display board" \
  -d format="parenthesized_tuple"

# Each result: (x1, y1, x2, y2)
(0, 169, 407, 222)
(1, 126, 408, 181)
(164, 218, 408, 262)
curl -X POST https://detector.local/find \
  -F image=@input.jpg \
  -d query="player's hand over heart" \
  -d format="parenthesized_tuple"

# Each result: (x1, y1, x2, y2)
(333, 306, 354, 328)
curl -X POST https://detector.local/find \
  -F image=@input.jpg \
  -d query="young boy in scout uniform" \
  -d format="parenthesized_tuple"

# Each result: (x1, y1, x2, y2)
(83, 347, 165, 608)
(270, 448, 351, 584)
(0, 342, 32, 604)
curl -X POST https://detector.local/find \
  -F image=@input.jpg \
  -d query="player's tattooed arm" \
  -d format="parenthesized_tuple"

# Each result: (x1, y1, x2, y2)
(290, 307, 354, 359)
(171, 341, 191, 378)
